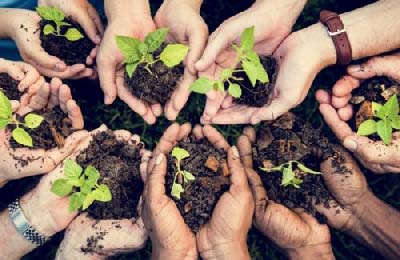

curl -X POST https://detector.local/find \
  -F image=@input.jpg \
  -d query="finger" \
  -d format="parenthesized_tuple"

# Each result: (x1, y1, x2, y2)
(228, 146, 249, 191)
(25, 82, 50, 112)
(59, 84, 72, 112)
(186, 23, 208, 74)
(178, 123, 192, 141)
(337, 104, 353, 121)
(332, 94, 352, 109)
(151, 103, 163, 117)
(11, 101, 20, 112)
(319, 104, 353, 141)
(332, 75, 360, 97)
(243, 127, 256, 143)
(382, 164, 400, 174)
(250, 97, 293, 124)
(245, 167, 268, 215)
(221, 95, 233, 109)
(165, 71, 194, 121)
(26, 47, 66, 71)
(192, 124, 204, 140)
(154, 123, 181, 154)
(140, 150, 152, 183)
(27, 76, 45, 95)
(66, 100, 84, 129)
(315, 89, 332, 104)
(70, 9, 101, 44)
(48, 78, 62, 109)
(148, 153, 167, 201)
(210, 105, 256, 125)
(6, 63, 25, 81)
(18, 63, 40, 91)
(347, 55, 400, 82)
(34, 64, 86, 79)
(237, 135, 253, 169)
(97, 58, 117, 104)
(87, 4, 104, 36)
(202, 90, 226, 121)
(203, 125, 230, 151)
(314, 200, 353, 230)
(69, 68, 95, 80)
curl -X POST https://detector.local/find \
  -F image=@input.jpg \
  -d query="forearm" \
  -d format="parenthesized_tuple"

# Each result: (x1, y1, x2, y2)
(286, 243, 335, 260)
(151, 247, 198, 260)
(0, 9, 26, 39)
(105, 0, 151, 22)
(347, 191, 400, 259)
(254, 0, 307, 27)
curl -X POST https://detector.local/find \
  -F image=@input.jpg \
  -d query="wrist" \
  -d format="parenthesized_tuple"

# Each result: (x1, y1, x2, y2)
(286, 243, 335, 260)
(152, 246, 198, 260)
(200, 241, 250, 260)
(163, 0, 203, 11)
(105, 0, 151, 23)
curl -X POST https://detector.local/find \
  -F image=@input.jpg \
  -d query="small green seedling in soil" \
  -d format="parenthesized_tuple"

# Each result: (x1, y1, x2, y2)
(115, 28, 189, 77)
(51, 160, 112, 212)
(357, 94, 400, 145)
(190, 26, 269, 98)
(36, 7, 84, 41)
(170, 147, 195, 199)
(0, 90, 44, 147)
(260, 161, 321, 189)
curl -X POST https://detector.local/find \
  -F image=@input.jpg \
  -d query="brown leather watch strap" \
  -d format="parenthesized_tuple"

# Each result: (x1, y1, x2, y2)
(320, 10, 353, 65)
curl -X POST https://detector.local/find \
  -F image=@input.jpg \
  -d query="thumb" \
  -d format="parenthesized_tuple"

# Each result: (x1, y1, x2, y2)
(97, 58, 117, 104)
(186, 22, 208, 74)
(70, 10, 101, 44)
(347, 55, 400, 82)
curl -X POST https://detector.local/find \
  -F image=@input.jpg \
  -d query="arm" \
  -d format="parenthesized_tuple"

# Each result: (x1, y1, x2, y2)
(105, 0, 152, 22)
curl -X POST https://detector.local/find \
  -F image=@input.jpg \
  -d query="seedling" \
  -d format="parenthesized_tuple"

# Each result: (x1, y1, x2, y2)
(51, 160, 112, 212)
(0, 90, 43, 147)
(116, 28, 189, 77)
(190, 26, 269, 98)
(260, 161, 321, 189)
(171, 147, 195, 199)
(357, 94, 400, 144)
(36, 7, 84, 41)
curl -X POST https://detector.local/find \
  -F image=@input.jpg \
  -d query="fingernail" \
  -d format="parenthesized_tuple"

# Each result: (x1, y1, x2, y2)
(55, 62, 66, 71)
(344, 137, 358, 151)
(104, 96, 113, 105)
(348, 65, 361, 73)
(155, 154, 164, 165)
(232, 146, 239, 158)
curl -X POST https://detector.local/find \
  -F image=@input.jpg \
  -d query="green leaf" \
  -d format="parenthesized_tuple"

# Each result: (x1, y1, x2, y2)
(84, 166, 100, 187)
(0, 118, 10, 129)
(64, 160, 83, 179)
(93, 184, 112, 202)
(372, 102, 383, 115)
(171, 182, 184, 200)
(160, 44, 189, 68)
(60, 21, 71, 26)
(12, 128, 33, 147)
(182, 171, 195, 182)
(43, 24, 55, 35)
(190, 77, 214, 94)
(172, 147, 190, 161)
(36, 6, 64, 21)
(392, 116, 400, 130)
(240, 26, 254, 51)
(385, 94, 399, 120)
(24, 114, 44, 129)
(255, 62, 269, 84)
(69, 192, 85, 212)
(66, 178, 81, 187)
(377, 119, 392, 145)
(81, 183, 93, 195)
(51, 179, 73, 196)
(296, 162, 321, 175)
(220, 69, 233, 80)
(116, 36, 141, 60)
(82, 192, 95, 210)
(228, 83, 242, 98)
(357, 119, 377, 136)
(281, 166, 295, 186)
(216, 81, 224, 92)
(65, 28, 84, 41)
(242, 59, 258, 87)
(0, 91, 12, 119)
(144, 28, 169, 53)
(126, 62, 140, 78)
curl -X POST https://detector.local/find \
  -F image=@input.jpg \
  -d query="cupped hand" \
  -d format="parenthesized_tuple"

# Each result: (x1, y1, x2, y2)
(0, 78, 86, 187)
(155, 0, 208, 120)
(9, 9, 94, 79)
(197, 0, 307, 123)
(237, 129, 334, 259)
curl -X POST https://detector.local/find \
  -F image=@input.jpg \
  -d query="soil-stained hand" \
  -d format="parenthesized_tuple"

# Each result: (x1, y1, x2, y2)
(316, 55, 400, 173)
(196, 146, 254, 260)
(236, 129, 334, 259)
(155, 0, 208, 120)
(0, 79, 86, 187)
(196, 0, 307, 124)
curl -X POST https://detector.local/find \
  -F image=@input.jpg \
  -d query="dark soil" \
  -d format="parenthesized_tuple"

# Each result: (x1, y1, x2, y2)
(39, 18, 95, 65)
(235, 56, 277, 107)
(124, 44, 184, 105)
(166, 135, 230, 232)
(76, 130, 144, 220)
(253, 113, 344, 222)
(8, 107, 74, 150)
(349, 76, 400, 132)
(0, 73, 21, 100)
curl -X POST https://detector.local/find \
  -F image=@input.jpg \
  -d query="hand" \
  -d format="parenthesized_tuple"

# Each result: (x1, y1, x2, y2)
(0, 78, 87, 187)
(8, 9, 94, 79)
(316, 55, 400, 174)
(155, 0, 208, 120)
(196, 0, 307, 123)
(197, 146, 253, 260)
(237, 129, 334, 259)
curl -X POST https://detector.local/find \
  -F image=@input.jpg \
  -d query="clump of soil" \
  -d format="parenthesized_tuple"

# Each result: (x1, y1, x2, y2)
(76, 130, 144, 220)
(124, 44, 184, 105)
(0, 73, 21, 100)
(349, 76, 400, 132)
(8, 107, 74, 150)
(39, 18, 95, 65)
(235, 56, 277, 107)
(166, 135, 230, 232)
(253, 113, 345, 221)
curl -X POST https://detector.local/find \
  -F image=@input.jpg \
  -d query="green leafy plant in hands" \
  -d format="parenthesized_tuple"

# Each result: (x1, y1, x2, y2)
(0, 90, 44, 147)
(260, 161, 321, 189)
(357, 94, 400, 145)
(115, 28, 189, 78)
(36, 7, 84, 41)
(170, 147, 195, 199)
(190, 26, 269, 98)
(51, 160, 112, 212)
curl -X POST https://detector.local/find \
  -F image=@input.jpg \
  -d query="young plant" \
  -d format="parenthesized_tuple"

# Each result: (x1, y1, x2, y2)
(51, 160, 112, 212)
(171, 147, 195, 199)
(36, 7, 84, 41)
(115, 28, 189, 77)
(357, 94, 400, 144)
(260, 161, 321, 189)
(0, 90, 44, 147)
(190, 26, 269, 98)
